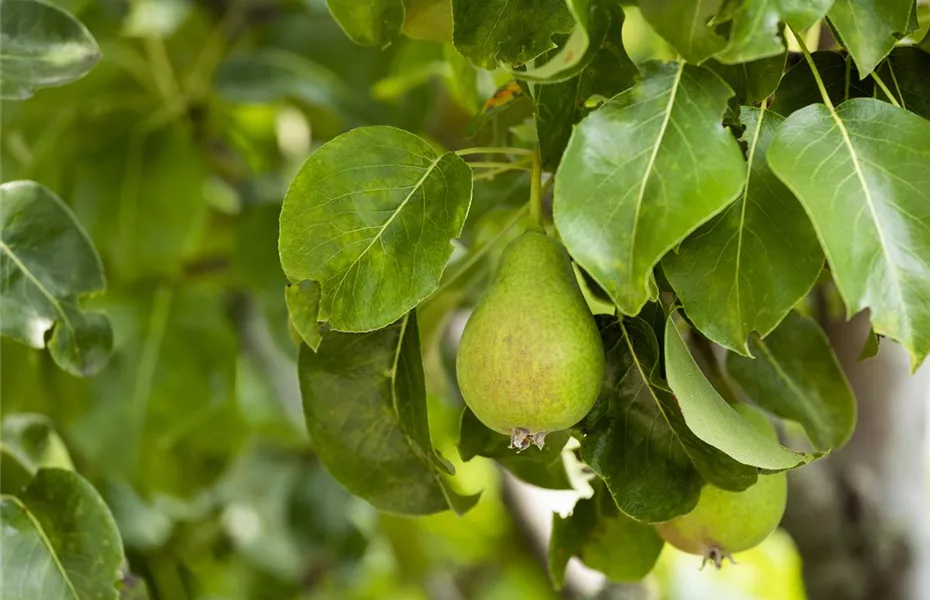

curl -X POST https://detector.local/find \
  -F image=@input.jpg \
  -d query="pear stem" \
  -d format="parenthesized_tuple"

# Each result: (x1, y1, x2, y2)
(529, 149, 543, 228)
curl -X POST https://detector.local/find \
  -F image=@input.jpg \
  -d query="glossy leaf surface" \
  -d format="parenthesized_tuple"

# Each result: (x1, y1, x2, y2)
(768, 98, 930, 368)
(636, 0, 726, 64)
(0, 181, 112, 376)
(665, 107, 822, 354)
(279, 126, 472, 332)
(828, 0, 916, 75)
(555, 62, 746, 316)
(716, 0, 832, 63)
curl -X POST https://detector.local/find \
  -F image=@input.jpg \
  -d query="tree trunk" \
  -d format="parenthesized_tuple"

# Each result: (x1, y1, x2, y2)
(783, 312, 929, 599)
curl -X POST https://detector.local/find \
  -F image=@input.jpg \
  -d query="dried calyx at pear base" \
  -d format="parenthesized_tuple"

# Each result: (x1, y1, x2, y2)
(656, 403, 789, 569)
(456, 230, 604, 452)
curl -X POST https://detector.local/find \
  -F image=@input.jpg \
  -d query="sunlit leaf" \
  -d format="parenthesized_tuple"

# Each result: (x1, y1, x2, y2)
(0, 181, 112, 376)
(664, 318, 813, 469)
(636, 0, 726, 64)
(451, 0, 574, 69)
(581, 317, 756, 524)
(664, 107, 823, 354)
(279, 126, 472, 332)
(728, 312, 857, 453)
(716, 0, 832, 63)
(828, 0, 917, 76)
(549, 485, 663, 589)
(326, 0, 405, 46)
(767, 98, 930, 369)
(0, 469, 123, 600)
(554, 62, 746, 316)
(0, 0, 101, 99)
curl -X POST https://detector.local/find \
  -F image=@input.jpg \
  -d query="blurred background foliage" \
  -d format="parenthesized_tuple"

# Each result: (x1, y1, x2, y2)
(1, 0, 820, 598)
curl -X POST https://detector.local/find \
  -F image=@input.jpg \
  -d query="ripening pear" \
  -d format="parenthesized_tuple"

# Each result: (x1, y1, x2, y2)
(656, 403, 788, 568)
(455, 231, 604, 450)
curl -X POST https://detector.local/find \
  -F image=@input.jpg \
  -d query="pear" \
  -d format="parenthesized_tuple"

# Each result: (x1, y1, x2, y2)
(455, 231, 604, 450)
(656, 403, 788, 568)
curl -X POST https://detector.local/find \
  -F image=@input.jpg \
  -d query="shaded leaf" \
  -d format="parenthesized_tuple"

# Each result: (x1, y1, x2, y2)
(402, 0, 453, 43)
(285, 280, 322, 352)
(297, 313, 458, 515)
(664, 107, 823, 355)
(458, 407, 572, 490)
(0, 181, 112, 376)
(636, 0, 726, 64)
(664, 318, 812, 469)
(859, 327, 882, 361)
(0, 0, 101, 100)
(716, 0, 832, 63)
(515, 0, 613, 83)
(875, 46, 930, 119)
(770, 51, 873, 115)
(326, 0, 405, 46)
(767, 98, 930, 369)
(279, 126, 473, 332)
(728, 312, 857, 452)
(554, 62, 746, 316)
(548, 485, 663, 589)
(580, 316, 756, 524)
(451, 0, 574, 69)
(828, 0, 917, 76)
(708, 54, 786, 106)
(534, 5, 638, 169)
(0, 469, 123, 600)
(1, 413, 73, 477)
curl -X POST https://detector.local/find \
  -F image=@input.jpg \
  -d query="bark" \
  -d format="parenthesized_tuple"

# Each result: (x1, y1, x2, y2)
(783, 312, 929, 599)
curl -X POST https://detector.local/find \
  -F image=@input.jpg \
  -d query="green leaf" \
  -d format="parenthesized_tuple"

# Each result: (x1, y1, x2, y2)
(298, 313, 459, 515)
(875, 46, 930, 119)
(326, 0, 405, 46)
(767, 98, 930, 369)
(708, 54, 786, 106)
(0, 469, 123, 600)
(514, 0, 613, 83)
(554, 62, 746, 316)
(2, 413, 74, 476)
(828, 0, 917, 76)
(0, 180, 112, 376)
(534, 5, 638, 170)
(770, 51, 873, 115)
(280, 126, 472, 333)
(402, 0, 453, 43)
(859, 327, 882, 361)
(581, 316, 756, 524)
(451, 0, 575, 69)
(728, 312, 857, 453)
(716, 0, 832, 63)
(0, 0, 101, 100)
(636, 0, 727, 64)
(664, 318, 812, 469)
(548, 486, 663, 589)
(458, 408, 572, 490)
(664, 107, 823, 355)
(285, 280, 323, 352)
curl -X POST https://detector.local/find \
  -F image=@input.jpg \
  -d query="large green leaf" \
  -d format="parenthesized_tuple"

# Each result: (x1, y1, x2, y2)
(514, 0, 612, 83)
(458, 408, 572, 490)
(875, 46, 930, 119)
(0, 469, 123, 600)
(636, 0, 726, 64)
(770, 51, 873, 115)
(450, 0, 574, 69)
(548, 485, 663, 590)
(580, 317, 756, 524)
(0, 181, 112, 376)
(554, 62, 746, 316)
(716, 0, 833, 63)
(728, 312, 857, 452)
(326, 0, 405, 46)
(664, 107, 823, 354)
(767, 98, 930, 368)
(828, 0, 916, 76)
(298, 313, 474, 515)
(279, 126, 472, 332)
(0, 0, 101, 100)
(665, 318, 813, 469)
(534, 5, 638, 170)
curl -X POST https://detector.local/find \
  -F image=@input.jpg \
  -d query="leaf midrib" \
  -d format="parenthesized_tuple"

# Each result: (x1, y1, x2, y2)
(0, 494, 81, 600)
(0, 239, 73, 335)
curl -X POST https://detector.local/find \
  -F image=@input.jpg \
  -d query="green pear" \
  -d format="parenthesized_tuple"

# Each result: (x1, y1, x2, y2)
(455, 231, 604, 450)
(656, 403, 788, 568)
